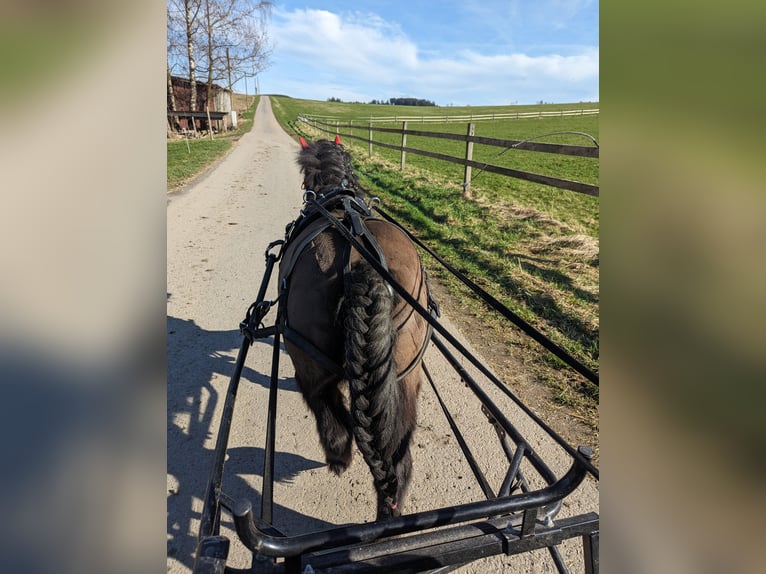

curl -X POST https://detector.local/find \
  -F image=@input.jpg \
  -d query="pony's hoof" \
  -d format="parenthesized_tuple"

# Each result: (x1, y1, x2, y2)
(375, 503, 401, 521)
(328, 460, 349, 475)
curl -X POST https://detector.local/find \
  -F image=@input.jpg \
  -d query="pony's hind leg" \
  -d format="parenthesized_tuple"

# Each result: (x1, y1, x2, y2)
(298, 375, 354, 474)
(376, 370, 421, 520)
(376, 435, 413, 520)
(394, 436, 414, 510)
(376, 433, 412, 520)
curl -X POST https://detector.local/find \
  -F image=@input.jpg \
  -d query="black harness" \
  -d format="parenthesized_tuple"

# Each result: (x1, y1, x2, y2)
(280, 186, 388, 289)
(277, 186, 437, 382)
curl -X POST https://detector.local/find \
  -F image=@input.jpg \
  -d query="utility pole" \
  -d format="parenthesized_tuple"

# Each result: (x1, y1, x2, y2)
(226, 47, 232, 93)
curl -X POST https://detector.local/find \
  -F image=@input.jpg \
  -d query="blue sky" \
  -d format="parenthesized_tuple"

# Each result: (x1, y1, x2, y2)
(243, 0, 598, 106)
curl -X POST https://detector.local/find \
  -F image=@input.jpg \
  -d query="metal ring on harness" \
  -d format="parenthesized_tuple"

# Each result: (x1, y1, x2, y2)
(302, 190, 316, 203)
(264, 239, 285, 260)
(369, 197, 381, 208)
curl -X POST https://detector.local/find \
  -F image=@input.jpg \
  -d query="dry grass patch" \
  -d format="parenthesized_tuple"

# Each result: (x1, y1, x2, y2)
(476, 198, 575, 234)
(533, 234, 600, 266)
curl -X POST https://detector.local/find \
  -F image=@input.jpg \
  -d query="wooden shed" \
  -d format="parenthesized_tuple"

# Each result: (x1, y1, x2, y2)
(168, 76, 235, 134)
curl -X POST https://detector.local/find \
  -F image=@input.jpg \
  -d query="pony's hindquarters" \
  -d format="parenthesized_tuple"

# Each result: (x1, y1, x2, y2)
(280, 217, 430, 520)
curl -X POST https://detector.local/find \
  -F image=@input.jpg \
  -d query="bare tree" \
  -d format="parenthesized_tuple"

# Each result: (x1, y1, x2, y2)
(167, 62, 178, 133)
(167, 7, 177, 121)
(184, 0, 202, 112)
(215, 2, 272, 91)
(168, 3, 189, 131)
(168, 0, 272, 128)
(199, 0, 272, 109)
(167, 0, 203, 112)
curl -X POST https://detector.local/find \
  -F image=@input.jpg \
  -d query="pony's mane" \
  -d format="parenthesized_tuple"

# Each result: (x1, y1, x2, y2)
(297, 139, 359, 193)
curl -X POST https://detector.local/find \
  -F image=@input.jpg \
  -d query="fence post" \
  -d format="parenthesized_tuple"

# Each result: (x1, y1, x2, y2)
(368, 122, 373, 157)
(462, 122, 475, 199)
(400, 121, 407, 171)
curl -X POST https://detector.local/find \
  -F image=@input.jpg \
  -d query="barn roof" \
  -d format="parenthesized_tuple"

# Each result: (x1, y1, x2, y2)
(170, 75, 230, 92)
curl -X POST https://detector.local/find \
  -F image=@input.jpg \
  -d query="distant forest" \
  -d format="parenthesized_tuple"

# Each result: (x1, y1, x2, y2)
(327, 97, 436, 106)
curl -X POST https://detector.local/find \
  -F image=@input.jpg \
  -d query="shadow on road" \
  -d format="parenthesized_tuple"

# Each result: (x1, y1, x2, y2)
(166, 314, 333, 569)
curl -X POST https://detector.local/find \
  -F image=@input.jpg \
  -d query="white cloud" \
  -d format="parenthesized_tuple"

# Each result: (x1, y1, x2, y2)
(263, 8, 598, 105)
(458, 49, 599, 82)
(272, 9, 418, 79)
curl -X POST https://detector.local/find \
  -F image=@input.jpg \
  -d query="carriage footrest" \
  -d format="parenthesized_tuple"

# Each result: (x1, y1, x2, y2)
(298, 513, 599, 573)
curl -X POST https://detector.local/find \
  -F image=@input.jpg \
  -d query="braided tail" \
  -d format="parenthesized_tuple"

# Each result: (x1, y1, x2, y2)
(343, 261, 403, 513)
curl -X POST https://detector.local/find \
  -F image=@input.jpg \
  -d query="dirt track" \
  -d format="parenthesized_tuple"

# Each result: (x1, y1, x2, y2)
(167, 97, 598, 573)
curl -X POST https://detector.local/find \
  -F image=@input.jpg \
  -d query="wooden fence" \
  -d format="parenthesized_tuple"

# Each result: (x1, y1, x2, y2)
(297, 116, 599, 197)
(301, 108, 599, 124)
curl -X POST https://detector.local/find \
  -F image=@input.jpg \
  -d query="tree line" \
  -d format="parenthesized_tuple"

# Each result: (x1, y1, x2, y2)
(167, 0, 273, 114)
(328, 97, 437, 107)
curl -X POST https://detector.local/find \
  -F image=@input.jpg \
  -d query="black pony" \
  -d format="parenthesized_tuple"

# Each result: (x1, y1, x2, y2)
(277, 137, 433, 520)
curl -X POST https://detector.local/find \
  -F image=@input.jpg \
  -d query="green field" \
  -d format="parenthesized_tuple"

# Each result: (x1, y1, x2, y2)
(270, 96, 599, 430)
(271, 97, 598, 232)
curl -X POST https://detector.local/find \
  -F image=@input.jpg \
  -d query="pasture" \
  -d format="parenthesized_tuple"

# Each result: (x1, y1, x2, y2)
(270, 96, 599, 443)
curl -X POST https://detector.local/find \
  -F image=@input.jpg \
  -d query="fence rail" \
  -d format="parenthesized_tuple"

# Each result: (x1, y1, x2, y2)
(297, 116, 599, 197)
(301, 108, 599, 124)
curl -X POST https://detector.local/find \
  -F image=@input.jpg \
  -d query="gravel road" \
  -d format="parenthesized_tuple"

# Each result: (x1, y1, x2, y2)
(167, 97, 598, 573)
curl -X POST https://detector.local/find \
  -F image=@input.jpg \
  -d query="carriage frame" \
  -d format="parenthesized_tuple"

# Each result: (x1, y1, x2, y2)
(191, 193, 599, 574)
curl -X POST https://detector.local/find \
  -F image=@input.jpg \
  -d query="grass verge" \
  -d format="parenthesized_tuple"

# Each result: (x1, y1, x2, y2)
(167, 95, 259, 192)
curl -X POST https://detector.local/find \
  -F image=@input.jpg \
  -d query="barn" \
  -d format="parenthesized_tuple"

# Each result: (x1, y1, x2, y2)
(167, 75, 236, 135)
